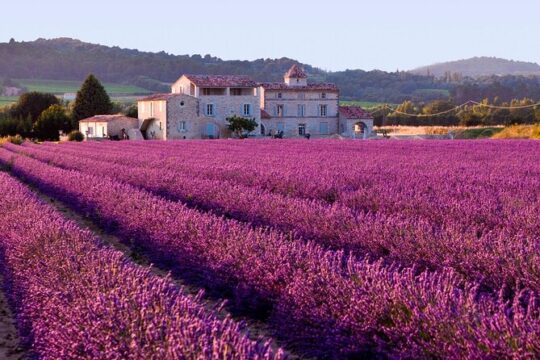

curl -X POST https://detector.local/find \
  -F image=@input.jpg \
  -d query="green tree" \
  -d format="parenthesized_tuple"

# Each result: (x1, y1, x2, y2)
(226, 115, 257, 138)
(10, 92, 59, 123)
(72, 74, 112, 122)
(33, 105, 71, 141)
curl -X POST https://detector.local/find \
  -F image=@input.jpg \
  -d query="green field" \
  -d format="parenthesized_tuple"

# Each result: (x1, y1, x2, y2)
(15, 79, 152, 95)
(340, 100, 397, 109)
(0, 96, 18, 108)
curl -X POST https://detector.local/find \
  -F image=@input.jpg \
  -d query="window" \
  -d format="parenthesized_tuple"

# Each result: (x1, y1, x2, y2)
(277, 92, 282, 99)
(159, 122, 162, 130)
(159, 102, 163, 112)
(319, 122, 329, 135)
(243, 104, 252, 116)
(102, 126, 106, 137)
(206, 104, 215, 116)
(276, 104, 284, 117)
(87, 126, 94, 135)
(321, 93, 327, 99)
(277, 122, 284, 132)
(180, 101, 185, 107)
(177, 121, 187, 132)
(150, 102, 154, 117)
(203, 88, 211, 96)
(231, 88, 242, 96)
(297, 104, 306, 117)
(319, 104, 328, 117)
(298, 123, 306, 136)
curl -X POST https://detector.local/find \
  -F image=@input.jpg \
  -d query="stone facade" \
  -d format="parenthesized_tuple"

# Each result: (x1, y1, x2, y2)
(79, 115, 139, 140)
(136, 67, 373, 140)
(260, 65, 374, 139)
(261, 88, 339, 137)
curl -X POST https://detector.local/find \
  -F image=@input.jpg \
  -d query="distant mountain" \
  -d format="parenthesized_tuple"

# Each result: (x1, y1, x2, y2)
(0, 38, 450, 102)
(410, 57, 540, 78)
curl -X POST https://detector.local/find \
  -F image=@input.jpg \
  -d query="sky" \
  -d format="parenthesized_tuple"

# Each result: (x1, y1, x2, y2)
(1, 0, 539, 72)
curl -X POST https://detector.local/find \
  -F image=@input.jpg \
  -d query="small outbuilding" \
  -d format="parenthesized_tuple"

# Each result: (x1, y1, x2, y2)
(79, 115, 139, 140)
(338, 106, 374, 139)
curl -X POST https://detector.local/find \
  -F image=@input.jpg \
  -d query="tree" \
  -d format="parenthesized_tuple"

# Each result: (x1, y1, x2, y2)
(10, 92, 59, 123)
(72, 74, 112, 122)
(226, 115, 257, 138)
(33, 105, 72, 141)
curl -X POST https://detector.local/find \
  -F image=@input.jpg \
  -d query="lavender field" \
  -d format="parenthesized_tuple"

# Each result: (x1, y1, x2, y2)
(0, 139, 539, 359)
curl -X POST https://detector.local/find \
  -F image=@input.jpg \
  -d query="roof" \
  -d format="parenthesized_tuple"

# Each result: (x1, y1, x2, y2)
(79, 115, 138, 123)
(138, 93, 187, 101)
(285, 64, 307, 79)
(260, 83, 339, 91)
(338, 106, 374, 120)
(261, 109, 272, 119)
(184, 74, 258, 88)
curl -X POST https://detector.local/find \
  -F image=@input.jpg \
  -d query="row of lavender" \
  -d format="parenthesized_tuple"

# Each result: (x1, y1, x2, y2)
(15, 141, 540, 294)
(0, 172, 280, 359)
(0, 147, 537, 358)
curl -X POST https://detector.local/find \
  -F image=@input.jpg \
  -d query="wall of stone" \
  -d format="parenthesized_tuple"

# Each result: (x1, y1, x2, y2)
(138, 100, 167, 139)
(165, 95, 201, 140)
(198, 93, 261, 137)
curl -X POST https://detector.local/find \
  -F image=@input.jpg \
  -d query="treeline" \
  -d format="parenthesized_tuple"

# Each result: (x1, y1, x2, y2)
(374, 99, 540, 127)
(0, 38, 454, 102)
(0, 75, 136, 141)
(452, 76, 540, 103)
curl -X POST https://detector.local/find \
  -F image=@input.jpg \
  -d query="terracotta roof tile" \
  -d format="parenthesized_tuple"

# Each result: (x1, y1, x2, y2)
(260, 83, 339, 91)
(184, 75, 257, 88)
(338, 106, 374, 119)
(138, 93, 186, 101)
(79, 115, 138, 123)
(285, 64, 307, 79)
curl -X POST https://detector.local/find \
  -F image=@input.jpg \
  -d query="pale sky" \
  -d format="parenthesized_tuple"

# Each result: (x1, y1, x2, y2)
(1, 0, 539, 72)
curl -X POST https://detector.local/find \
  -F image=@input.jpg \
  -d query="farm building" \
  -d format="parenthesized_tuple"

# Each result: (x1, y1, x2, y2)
(134, 65, 373, 140)
(79, 115, 139, 140)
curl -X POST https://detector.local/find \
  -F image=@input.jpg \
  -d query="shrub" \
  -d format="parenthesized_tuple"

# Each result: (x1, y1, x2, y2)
(67, 130, 84, 142)
(0, 135, 24, 145)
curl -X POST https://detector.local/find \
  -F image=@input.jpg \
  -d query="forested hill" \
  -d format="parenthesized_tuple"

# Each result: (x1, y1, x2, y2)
(0, 38, 448, 102)
(411, 57, 540, 78)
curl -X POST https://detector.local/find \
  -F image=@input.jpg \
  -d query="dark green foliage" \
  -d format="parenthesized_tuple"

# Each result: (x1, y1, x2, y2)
(33, 105, 72, 141)
(10, 92, 59, 123)
(226, 116, 258, 138)
(67, 130, 84, 142)
(72, 75, 112, 122)
(124, 104, 138, 119)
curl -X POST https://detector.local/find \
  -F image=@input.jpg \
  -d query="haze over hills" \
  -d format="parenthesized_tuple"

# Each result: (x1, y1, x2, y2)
(410, 57, 540, 78)
(1, 38, 540, 103)
(0, 38, 450, 102)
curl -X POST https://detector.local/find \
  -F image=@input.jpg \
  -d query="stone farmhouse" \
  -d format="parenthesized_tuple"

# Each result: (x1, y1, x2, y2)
(80, 65, 373, 140)
(79, 115, 138, 139)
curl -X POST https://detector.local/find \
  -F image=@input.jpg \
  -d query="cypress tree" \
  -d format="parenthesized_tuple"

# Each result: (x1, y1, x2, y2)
(73, 74, 113, 122)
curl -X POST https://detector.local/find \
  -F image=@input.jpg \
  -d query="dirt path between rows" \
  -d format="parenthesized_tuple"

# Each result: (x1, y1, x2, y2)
(0, 273, 26, 359)
(30, 189, 294, 358)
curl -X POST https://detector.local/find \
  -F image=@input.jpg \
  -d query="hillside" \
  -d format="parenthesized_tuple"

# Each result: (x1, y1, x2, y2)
(0, 38, 449, 102)
(410, 57, 540, 78)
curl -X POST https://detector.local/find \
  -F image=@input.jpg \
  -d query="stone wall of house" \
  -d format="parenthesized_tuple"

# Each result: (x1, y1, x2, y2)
(198, 93, 261, 137)
(262, 89, 339, 137)
(165, 95, 201, 139)
(262, 117, 339, 138)
(338, 117, 374, 139)
(107, 118, 139, 138)
(138, 100, 167, 139)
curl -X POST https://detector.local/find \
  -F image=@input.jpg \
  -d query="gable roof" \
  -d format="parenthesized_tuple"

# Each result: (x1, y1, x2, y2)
(338, 106, 373, 119)
(79, 115, 138, 123)
(260, 83, 339, 91)
(285, 64, 307, 79)
(184, 75, 258, 88)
